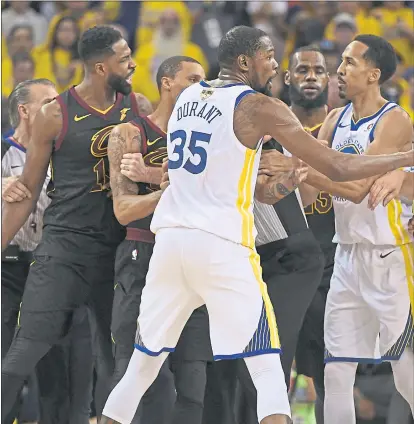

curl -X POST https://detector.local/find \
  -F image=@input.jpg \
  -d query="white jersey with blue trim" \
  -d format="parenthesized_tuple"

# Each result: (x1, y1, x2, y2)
(151, 81, 263, 249)
(331, 101, 413, 246)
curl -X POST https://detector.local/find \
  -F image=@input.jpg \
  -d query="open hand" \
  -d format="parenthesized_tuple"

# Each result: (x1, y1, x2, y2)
(368, 170, 406, 210)
(2, 177, 32, 203)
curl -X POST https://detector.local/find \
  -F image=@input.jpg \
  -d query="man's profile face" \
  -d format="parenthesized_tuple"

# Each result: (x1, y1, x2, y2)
(337, 41, 378, 100)
(105, 39, 136, 95)
(169, 62, 205, 100)
(250, 36, 278, 96)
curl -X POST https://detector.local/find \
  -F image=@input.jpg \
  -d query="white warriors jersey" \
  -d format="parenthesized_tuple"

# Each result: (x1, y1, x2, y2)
(331, 101, 413, 246)
(151, 81, 263, 249)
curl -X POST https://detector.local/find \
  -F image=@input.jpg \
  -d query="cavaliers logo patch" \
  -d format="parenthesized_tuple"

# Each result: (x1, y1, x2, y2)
(200, 88, 214, 101)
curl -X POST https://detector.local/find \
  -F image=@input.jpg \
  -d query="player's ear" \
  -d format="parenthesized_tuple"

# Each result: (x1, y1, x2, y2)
(161, 76, 172, 91)
(95, 61, 106, 77)
(284, 70, 291, 86)
(369, 68, 381, 84)
(238, 55, 249, 72)
(18, 103, 29, 122)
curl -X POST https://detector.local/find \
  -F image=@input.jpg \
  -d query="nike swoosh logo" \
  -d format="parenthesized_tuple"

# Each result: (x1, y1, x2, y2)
(74, 114, 91, 122)
(338, 123, 350, 128)
(147, 137, 163, 146)
(380, 250, 395, 259)
(11, 165, 22, 169)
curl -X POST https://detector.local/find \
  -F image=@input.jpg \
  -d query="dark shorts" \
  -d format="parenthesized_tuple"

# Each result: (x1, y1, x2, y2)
(18, 253, 115, 344)
(112, 239, 212, 362)
(295, 265, 332, 385)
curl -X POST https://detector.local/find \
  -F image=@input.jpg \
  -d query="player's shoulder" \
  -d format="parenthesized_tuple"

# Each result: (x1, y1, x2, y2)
(133, 92, 153, 116)
(325, 106, 346, 124)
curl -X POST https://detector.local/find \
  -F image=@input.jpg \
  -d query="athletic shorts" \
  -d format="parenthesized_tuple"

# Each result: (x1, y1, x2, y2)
(324, 243, 413, 363)
(135, 228, 280, 360)
(112, 239, 213, 361)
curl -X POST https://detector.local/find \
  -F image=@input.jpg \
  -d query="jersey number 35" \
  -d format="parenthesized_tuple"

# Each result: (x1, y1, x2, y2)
(169, 130, 212, 175)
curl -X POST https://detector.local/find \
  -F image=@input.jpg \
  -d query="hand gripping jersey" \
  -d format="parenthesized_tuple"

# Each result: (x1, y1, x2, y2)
(331, 102, 413, 247)
(151, 81, 263, 249)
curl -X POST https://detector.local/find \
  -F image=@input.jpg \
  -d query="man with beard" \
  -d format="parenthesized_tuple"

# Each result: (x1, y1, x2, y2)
(1, 26, 152, 421)
(203, 45, 329, 424)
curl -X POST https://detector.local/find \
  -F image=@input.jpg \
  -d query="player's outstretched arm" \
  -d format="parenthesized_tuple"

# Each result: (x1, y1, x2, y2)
(306, 107, 413, 204)
(108, 123, 162, 226)
(235, 94, 413, 182)
(1, 101, 60, 251)
(134, 93, 153, 116)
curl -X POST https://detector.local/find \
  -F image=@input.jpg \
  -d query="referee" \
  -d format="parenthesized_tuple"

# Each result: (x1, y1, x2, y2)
(2, 79, 93, 424)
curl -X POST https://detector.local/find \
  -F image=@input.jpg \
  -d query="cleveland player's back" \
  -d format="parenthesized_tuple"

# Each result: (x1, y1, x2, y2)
(151, 81, 263, 248)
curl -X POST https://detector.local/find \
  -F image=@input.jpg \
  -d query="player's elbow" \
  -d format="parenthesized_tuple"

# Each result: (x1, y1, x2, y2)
(113, 201, 132, 226)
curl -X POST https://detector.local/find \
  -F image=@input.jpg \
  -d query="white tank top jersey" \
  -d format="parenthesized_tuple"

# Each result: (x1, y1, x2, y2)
(150, 81, 263, 249)
(331, 101, 413, 246)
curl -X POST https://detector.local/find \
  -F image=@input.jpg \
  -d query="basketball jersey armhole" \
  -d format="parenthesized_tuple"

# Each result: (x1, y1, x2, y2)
(331, 103, 351, 144)
(368, 103, 398, 143)
(54, 94, 69, 151)
(130, 119, 148, 155)
(232, 89, 260, 153)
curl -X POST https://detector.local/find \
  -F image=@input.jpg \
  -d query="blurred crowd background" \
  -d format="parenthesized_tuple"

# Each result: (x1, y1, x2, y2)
(1, 0, 414, 137)
(1, 1, 413, 424)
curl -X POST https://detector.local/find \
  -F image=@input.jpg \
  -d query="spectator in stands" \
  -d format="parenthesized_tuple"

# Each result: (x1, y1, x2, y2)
(137, 1, 192, 48)
(132, 8, 208, 105)
(12, 52, 35, 90)
(324, 2, 382, 41)
(1, 0, 48, 46)
(332, 13, 358, 53)
(2, 25, 34, 98)
(33, 16, 83, 92)
(371, 1, 414, 67)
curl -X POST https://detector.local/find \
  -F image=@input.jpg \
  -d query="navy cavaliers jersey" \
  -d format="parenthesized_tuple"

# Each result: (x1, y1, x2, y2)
(127, 115, 167, 231)
(303, 123, 336, 269)
(39, 87, 140, 260)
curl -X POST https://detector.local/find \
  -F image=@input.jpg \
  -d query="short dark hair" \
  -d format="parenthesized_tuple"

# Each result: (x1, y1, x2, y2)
(156, 56, 201, 91)
(217, 26, 268, 67)
(7, 24, 33, 43)
(78, 25, 123, 64)
(288, 45, 323, 69)
(11, 51, 35, 68)
(8, 79, 55, 129)
(354, 34, 397, 84)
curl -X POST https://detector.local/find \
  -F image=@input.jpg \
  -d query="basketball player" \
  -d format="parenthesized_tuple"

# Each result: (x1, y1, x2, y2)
(101, 26, 413, 424)
(1, 26, 152, 421)
(109, 56, 211, 424)
(303, 35, 414, 423)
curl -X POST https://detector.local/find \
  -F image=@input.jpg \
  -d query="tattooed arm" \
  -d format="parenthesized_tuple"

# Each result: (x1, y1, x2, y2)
(134, 93, 153, 116)
(108, 123, 162, 226)
(2, 100, 60, 250)
(255, 152, 308, 205)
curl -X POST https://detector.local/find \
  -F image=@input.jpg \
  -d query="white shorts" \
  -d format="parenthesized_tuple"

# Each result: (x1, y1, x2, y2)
(325, 243, 413, 364)
(135, 228, 281, 360)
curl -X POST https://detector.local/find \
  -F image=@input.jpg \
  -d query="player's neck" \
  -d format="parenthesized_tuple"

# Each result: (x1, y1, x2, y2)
(75, 78, 118, 110)
(148, 98, 173, 132)
(350, 90, 388, 122)
(290, 104, 327, 128)
(13, 125, 29, 149)
(217, 68, 250, 86)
